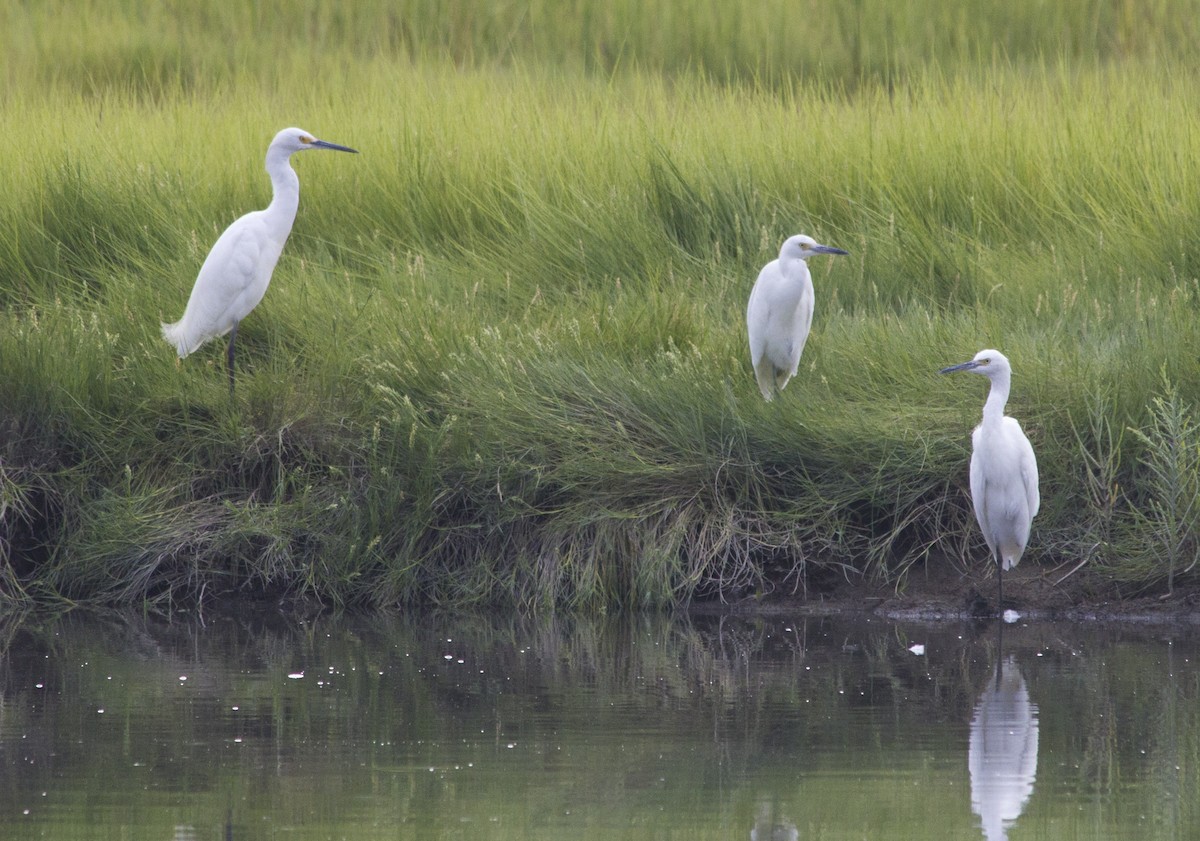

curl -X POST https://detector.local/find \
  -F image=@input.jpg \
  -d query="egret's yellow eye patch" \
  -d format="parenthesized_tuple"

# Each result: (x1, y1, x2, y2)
(300, 136, 314, 144)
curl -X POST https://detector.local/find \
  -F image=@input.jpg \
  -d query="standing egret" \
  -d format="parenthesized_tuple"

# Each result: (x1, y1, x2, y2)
(747, 234, 848, 400)
(940, 350, 1040, 612)
(161, 127, 357, 392)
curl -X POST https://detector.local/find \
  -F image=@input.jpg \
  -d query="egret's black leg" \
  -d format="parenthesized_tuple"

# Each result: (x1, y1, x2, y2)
(994, 620, 1004, 689)
(996, 558, 1004, 616)
(226, 321, 239, 395)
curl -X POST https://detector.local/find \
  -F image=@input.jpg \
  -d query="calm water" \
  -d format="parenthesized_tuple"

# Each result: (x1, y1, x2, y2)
(0, 609, 1196, 840)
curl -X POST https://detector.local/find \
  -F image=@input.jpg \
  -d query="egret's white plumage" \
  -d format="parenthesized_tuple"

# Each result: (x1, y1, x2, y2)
(161, 127, 357, 390)
(940, 350, 1040, 608)
(746, 234, 848, 400)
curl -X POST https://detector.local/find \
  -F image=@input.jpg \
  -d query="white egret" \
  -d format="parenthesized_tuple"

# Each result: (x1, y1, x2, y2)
(940, 350, 1040, 611)
(746, 234, 848, 400)
(161, 127, 357, 392)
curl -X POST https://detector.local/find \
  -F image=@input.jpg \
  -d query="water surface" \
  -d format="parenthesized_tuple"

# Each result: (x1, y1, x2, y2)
(0, 609, 1196, 839)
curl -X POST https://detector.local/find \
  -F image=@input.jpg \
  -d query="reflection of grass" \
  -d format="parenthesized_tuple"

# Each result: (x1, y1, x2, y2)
(5, 3, 1200, 606)
(1045, 635, 1200, 839)
(2, 612, 1199, 838)
(0, 610, 991, 834)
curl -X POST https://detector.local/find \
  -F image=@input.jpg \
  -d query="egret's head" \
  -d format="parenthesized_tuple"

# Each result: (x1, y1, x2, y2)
(780, 234, 849, 261)
(271, 127, 358, 155)
(939, 349, 1010, 377)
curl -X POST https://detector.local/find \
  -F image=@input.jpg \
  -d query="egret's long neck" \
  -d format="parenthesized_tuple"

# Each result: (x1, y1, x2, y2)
(263, 147, 301, 238)
(981, 369, 1011, 427)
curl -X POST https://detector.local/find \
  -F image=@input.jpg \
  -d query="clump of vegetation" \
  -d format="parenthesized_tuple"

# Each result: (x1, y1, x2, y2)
(2, 2, 1200, 609)
(1119, 375, 1200, 593)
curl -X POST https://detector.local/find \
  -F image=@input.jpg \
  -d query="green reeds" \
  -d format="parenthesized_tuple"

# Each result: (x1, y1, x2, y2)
(3, 3, 1200, 608)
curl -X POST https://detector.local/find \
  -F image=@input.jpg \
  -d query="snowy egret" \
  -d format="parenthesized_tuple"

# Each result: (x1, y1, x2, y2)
(161, 127, 357, 392)
(940, 350, 1040, 611)
(746, 234, 848, 400)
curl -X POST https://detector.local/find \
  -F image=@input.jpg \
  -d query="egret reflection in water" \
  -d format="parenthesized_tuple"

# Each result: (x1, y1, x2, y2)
(750, 800, 798, 841)
(969, 654, 1039, 840)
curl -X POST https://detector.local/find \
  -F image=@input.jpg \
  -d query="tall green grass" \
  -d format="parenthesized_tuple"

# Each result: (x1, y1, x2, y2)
(9, 0, 1200, 91)
(3, 3, 1200, 608)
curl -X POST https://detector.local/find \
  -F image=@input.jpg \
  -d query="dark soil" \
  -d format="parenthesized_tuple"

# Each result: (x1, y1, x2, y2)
(695, 556, 1200, 624)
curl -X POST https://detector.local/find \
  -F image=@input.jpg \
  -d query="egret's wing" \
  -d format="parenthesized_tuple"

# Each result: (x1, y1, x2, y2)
(1014, 424, 1040, 521)
(788, 279, 814, 364)
(195, 216, 265, 297)
(189, 213, 278, 327)
(746, 261, 779, 366)
(968, 428, 994, 553)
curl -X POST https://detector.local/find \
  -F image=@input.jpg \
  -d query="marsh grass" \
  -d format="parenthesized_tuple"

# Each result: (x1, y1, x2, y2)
(11, 0, 1200, 91)
(1122, 375, 1200, 593)
(2, 3, 1200, 608)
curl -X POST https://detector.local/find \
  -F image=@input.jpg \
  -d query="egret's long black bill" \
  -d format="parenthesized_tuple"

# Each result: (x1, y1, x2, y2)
(313, 140, 359, 153)
(813, 246, 849, 255)
(939, 360, 981, 375)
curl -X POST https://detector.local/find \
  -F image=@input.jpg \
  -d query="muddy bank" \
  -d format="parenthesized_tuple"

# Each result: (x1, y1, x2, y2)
(696, 558, 1200, 624)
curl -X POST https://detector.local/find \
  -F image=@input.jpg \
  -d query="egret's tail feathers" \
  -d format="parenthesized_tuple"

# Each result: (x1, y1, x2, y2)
(161, 320, 199, 358)
(998, 540, 1027, 572)
(774, 370, 793, 395)
(754, 361, 783, 401)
